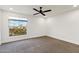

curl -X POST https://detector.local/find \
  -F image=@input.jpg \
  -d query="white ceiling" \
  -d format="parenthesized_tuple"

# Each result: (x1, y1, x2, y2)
(0, 5, 79, 16)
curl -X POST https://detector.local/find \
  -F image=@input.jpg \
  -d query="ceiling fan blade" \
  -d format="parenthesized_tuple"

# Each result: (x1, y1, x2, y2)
(43, 10, 52, 13)
(33, 13, 40, 15)
(40, 12, 45, 16)
(33, 8, 40, 12)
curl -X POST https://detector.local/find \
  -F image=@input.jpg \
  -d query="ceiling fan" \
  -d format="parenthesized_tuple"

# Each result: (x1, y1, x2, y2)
(33, 7, 52, 16)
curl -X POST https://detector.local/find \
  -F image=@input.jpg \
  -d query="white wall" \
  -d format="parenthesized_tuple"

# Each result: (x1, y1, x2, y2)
(2, 8, 79, 45)
(47, 9, 79, 45)
(0, 10, 2, 45)
(1, 10, 46, 43)
(27, 17, 46, 38)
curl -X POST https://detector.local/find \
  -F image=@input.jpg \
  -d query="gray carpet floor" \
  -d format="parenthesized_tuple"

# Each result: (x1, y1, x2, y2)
(0, 36, 79, 53)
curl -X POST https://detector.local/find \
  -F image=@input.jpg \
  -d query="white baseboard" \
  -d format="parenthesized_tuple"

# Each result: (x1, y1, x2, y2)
(47, 35, 79, 45)
(2, 35, 45, 44)
(27, 35, 46, 39)
(1, 34, 79, 45)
